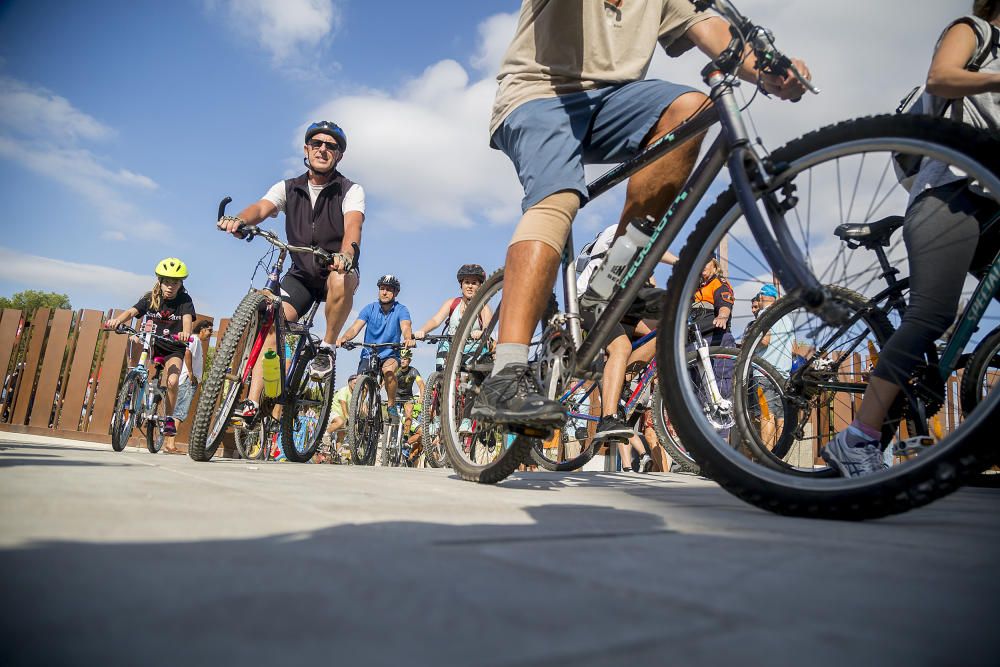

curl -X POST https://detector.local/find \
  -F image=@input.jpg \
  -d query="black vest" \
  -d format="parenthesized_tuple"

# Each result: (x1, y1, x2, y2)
(283, 171, 356, 285)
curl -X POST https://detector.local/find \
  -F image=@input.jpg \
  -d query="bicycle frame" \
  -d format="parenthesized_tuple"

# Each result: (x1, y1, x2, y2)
(938, 252, 1000, 381)
(238, 250, 322, 406)
(560, 329, 659, 425)
(562, 70, 824, 377)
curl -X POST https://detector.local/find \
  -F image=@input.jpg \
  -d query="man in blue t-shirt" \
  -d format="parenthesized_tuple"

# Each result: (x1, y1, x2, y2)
(337, 274, 415, 421)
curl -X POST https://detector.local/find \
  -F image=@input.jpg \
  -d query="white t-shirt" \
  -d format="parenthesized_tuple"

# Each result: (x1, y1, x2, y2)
(575, 225, 618, 293)
(179, 337, 204, 385)
(755, 307, 795, 377)
(263, 180, 366, 216)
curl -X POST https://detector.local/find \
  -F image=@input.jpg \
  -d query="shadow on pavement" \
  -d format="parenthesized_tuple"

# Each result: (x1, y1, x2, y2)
(1, 502, 997, 667)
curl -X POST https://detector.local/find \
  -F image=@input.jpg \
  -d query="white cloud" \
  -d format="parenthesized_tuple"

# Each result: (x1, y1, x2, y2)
(0, 247, 151, 305)
(308, 54, 524, 229)
(209, 0, 341, 65)
(0, 77, 113, 142)
(0, 76, 166, 241)
(471, 13, 519, 76)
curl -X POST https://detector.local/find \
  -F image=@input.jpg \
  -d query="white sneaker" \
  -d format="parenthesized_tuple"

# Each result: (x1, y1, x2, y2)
(639, 454, 654, 473)
(821, 427, 887, 478)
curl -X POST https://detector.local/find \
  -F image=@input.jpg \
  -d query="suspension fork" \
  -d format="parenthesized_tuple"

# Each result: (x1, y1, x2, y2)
(690, 324, 727, 408)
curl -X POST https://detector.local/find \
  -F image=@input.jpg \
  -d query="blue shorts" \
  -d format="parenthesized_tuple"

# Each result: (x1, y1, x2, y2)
(491, 79, 700, 211)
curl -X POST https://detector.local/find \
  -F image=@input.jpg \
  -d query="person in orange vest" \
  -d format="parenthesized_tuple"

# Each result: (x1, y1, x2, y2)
(692, 257, 735, 347)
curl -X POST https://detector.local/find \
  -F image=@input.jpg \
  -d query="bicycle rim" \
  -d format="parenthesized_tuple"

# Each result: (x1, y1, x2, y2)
(440, 268, 533, 483)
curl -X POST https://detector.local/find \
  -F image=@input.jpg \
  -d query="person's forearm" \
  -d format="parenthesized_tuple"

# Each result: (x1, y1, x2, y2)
(235, 202, 269, 226)
(927, 69, 1000, 98)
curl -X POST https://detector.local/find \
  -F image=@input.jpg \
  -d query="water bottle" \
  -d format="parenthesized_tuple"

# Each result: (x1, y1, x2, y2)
(580, 216, 657, 311)
(262, 350, 281, 398)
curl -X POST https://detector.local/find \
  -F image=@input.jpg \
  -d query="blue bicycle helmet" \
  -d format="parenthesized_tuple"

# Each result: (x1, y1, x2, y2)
(758, 284, 780, 299)
(305, 121, 347, 151)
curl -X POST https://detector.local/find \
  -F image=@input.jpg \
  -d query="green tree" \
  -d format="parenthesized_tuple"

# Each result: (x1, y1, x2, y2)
(0, 290, 71, 316)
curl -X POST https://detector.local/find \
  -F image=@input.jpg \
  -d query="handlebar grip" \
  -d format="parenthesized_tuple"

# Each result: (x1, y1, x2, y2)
(217, 196, 232, 221)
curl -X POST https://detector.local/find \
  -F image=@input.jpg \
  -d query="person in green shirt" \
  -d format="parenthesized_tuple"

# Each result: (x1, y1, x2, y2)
(326, 374, 358, 450)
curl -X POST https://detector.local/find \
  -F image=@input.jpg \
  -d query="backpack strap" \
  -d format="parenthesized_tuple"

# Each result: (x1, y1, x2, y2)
(954, 16, 1000, 71)
(441, 297, 464, 333)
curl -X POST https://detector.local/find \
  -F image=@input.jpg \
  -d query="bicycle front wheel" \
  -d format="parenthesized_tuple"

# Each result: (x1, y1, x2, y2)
(347, 375, 382, 466)
(189, 290, 266, 461)
(440, 268, 534, 483)
(659, 114, 1000, 519)
(421, 372, 448, 468)
(110, 370, 143, 452)
(281, 347, 334, 463)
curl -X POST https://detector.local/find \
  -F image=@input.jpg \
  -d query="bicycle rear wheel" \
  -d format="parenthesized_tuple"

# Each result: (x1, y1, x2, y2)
(347, 375, 382, 466)
(734, 287, 896, 476)
(189, 290, 266, 461)
(439, 268, 534, 483)
(281, 346, 334, 463)
(110, 370, 143, 452)
(960, 325, 1000, 415)
(234, 410, 274, 460)
(529, 380, 597, 472)
(659, 114, 1000, 519)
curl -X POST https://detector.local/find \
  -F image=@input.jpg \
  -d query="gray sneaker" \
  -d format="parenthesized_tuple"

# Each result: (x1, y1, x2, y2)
(821, 428, 887, 478)
(307, 348, 335, 379)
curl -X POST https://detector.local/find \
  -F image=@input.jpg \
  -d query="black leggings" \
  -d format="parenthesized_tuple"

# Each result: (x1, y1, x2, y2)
(873, 181, 999, 385)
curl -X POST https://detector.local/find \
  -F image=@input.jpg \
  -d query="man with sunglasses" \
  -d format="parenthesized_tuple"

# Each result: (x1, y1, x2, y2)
(218, 121, 364, 420)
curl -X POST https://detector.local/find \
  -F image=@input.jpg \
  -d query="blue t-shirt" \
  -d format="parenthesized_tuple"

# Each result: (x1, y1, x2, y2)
(359, 301, 411, 360)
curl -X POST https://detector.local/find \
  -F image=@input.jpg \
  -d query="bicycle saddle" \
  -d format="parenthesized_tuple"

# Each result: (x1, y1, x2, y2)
(833, 215, 903, 248)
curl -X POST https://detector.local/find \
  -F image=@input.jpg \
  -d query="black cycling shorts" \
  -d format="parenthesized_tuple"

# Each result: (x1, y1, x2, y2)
(280, 268, 360, 318)
(582, 286, 665, 341)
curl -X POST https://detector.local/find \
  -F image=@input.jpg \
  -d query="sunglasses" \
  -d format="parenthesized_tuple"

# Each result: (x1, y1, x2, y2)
(308, 139, 341, 152)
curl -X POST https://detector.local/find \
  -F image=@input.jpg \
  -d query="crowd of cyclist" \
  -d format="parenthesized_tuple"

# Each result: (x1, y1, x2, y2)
(102, 0, 999, 481)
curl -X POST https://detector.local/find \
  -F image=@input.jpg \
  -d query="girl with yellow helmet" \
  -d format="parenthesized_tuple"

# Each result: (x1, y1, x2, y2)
(105, 258, 196, 444)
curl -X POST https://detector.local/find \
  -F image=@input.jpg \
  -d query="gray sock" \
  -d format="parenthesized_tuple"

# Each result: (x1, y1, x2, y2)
(491, 343, 529, 376)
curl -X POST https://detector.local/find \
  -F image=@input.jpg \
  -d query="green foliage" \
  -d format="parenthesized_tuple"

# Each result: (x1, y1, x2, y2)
(0, 290, 71, 316)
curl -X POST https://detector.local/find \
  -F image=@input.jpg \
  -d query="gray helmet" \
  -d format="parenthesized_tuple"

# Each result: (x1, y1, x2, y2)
(377, 274, 400, 291)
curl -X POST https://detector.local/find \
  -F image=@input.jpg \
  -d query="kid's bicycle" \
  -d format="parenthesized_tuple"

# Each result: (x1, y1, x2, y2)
(109, 321, 191, 454)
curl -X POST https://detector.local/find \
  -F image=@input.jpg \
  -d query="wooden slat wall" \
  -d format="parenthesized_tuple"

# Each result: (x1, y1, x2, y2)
(0, 309, 22, 380)
(58, 309, 103, 432)
(11, 308, 51, 426)
(87, 310, 130, 434)
(831, 349, 853, 435)
(28, 309, 73, 428)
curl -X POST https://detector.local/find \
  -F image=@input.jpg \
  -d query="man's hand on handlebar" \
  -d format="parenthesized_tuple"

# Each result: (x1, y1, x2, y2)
(328, 252, 354, 274)
(218, 215, 247, 237)
(761, 57, 811, 100)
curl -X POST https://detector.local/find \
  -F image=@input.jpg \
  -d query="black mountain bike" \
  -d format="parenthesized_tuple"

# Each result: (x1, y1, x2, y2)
(341, 341, 406, 466)
(188, 197, 336, 463)
(439, 0, 1000, 520)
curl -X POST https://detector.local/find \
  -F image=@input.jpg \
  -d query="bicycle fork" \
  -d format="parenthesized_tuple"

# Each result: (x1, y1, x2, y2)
(690, 325, 732, 426)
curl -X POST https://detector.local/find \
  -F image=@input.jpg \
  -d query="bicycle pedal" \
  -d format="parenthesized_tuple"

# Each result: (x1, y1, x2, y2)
(894, 436, 935, 457)
(510, 424, 552, 439)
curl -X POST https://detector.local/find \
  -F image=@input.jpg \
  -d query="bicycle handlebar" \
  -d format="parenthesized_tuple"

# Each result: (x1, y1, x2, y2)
(109, 324, 192, 346)
(420, 335, 451, 343)
(215, 196, 334, 264)
(694, 0, 819, 97)
(340, 341, 409, 352)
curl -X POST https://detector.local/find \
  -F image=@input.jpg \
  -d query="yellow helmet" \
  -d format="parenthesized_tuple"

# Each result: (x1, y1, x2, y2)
(155, 257, 189, 279)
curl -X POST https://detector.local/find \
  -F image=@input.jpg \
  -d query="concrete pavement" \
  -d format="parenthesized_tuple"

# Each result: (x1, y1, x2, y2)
(1, 433, 998, 666)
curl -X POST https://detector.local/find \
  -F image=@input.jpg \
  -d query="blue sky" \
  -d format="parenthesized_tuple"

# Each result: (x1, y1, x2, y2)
(0, 0, 971, 376)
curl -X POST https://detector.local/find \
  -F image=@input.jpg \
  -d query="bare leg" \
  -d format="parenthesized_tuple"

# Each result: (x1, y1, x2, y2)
(498, 240, 561, 344)
(383, 358, 399, 406)
(323, 270, 359, 346)
(856, 376, 901, 432)
(616, 92, 709, 231)
(601, 336, 631, 418)
(162, 357, 182, 414)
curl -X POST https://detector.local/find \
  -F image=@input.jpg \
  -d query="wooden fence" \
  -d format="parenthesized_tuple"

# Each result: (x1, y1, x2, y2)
(0, 307, 233, 455)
